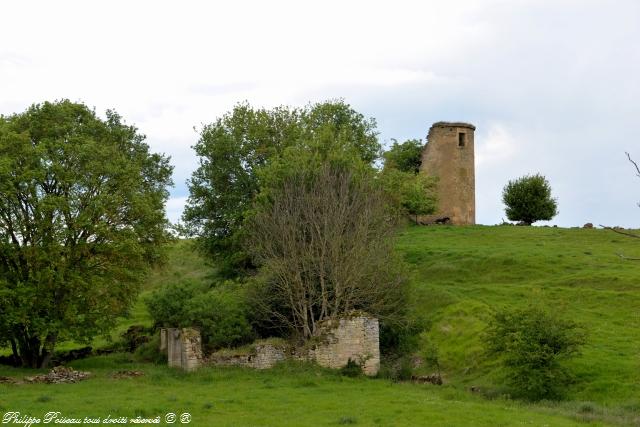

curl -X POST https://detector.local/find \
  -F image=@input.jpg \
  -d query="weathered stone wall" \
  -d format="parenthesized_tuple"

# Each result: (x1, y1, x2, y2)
(159, 328, 167, 353)
(309, 316, 380, 376)
(206, 342, 287, 370)
(252, 343, 287, 369)
(164, 328, 202, 371)
(175, 316, 380, 376)
(419, 122, 476, 225)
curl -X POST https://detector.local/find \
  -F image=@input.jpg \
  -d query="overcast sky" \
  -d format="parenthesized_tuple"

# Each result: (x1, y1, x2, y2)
(2, 0, 639, 227)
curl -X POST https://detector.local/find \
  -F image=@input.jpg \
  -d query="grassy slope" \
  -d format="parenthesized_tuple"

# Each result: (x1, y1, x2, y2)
(0, 356, 598, 426)
(2, 226, 640, 425)
(399, 225, 640, 407)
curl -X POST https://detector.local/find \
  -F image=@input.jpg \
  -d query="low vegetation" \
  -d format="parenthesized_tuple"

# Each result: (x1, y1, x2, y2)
(3, 225, 638, 425)
(485, 305, 586, 401)
(400, 225, 640, 409)
(0, 355, 612, 426)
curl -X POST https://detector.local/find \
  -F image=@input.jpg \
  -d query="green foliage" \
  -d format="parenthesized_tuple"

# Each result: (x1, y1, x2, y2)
(383, 139, 423, 174)
(380, 138, 436, 222)
(485, 306, 586, 401)
(133, 334, 165, 364)
(145, 280, 253, 350)
(379, 169, 437, 222)
(0, 100, 173, 368)
(339, 359, 363, 377)
(183, 100, 379, 277)
(377, 356, 414, 381)
(245, 163, 408, 338)
(398, 225, 640, 405)
(502, 174, 558, 225)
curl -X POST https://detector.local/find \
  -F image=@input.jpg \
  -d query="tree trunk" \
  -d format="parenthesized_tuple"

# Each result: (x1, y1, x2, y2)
(39, 333, 58, 369)
(16, 331, 58, 369)
(17, 335, 41, 369)
(10, 339, 19, 367)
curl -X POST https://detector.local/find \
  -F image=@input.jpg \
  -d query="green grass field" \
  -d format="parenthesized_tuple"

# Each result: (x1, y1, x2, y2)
(0, 356, 615, 426)
(400, 226, 640, 407)
(2, 225, 640, 426)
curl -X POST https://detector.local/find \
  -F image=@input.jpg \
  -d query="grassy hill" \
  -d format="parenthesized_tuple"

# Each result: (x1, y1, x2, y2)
(2, 225, 639, 426)
(399, 225, 640, 407)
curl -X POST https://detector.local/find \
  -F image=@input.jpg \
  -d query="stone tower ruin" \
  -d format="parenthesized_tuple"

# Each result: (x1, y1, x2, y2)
(419, 122, 476, 225)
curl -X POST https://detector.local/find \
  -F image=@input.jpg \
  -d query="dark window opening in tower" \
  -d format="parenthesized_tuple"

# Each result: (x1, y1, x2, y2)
(458, 132, 466, 147)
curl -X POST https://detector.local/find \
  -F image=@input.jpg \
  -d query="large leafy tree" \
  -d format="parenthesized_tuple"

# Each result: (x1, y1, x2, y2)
(502, 174, 558, 225)
(183, 100, 379, 277)
(0, 100, 173, 368)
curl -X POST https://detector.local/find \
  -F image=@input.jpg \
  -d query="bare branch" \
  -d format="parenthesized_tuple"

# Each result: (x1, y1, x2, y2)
(627, 152, 640, 178)
(245, 164, 406, 338)
(599, 225, 640, 239)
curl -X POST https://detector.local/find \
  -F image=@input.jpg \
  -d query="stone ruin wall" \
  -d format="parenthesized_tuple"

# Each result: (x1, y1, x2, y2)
(419, 122, 476, 225)
(160, 327, 203, 372)
(161, 316, 380, 376)
(309, 316, 380, 376)
(205, 342, 287, 370)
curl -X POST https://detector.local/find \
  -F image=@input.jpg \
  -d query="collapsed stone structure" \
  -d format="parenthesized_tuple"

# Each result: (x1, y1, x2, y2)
(160, 327, 203, 372)
(419, 122, 476, 225)
(161, 316, 380, 376)
(206, 341, 287, 370)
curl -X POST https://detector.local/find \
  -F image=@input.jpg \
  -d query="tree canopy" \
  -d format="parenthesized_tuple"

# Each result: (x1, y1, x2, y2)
(183, 100, 380, 277)
(382, 138, 423, 174)
(0, 100, 173, 367)
(381, 139, 436, 223)
(502, 174, 558, 225)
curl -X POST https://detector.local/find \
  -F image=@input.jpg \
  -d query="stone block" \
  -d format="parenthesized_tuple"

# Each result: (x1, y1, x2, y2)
(166, 327, 202, 371)
(159, 328, 167, 353)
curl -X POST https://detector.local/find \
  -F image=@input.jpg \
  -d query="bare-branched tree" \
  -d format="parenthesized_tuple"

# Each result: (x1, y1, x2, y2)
(245, 164, 407, 339)
(601, 152, 640, 260)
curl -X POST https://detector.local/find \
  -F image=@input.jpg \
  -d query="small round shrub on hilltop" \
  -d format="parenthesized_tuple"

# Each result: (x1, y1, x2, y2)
(502, 174, 558, 225)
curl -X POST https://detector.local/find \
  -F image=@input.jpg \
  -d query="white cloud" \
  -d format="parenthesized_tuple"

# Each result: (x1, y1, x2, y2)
(1, 0, 639, 227)
(476, 123, 516, 169)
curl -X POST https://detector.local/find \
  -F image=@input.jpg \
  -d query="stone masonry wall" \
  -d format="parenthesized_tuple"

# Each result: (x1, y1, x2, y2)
(206, 342, 287, 370)
(170, 316, 380, 376)
(310, 316, 380, 376)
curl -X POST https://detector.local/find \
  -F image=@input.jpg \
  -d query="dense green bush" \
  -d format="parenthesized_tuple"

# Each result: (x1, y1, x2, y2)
(502, 174, 558, 225)
(379, 168, 437, 223)
(146, 280, 253, 350)
(486, 306, 586, 401)
(383, 139, 423, 174)
(134, 334, 165, 364)
(339, 359, 363, 377)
